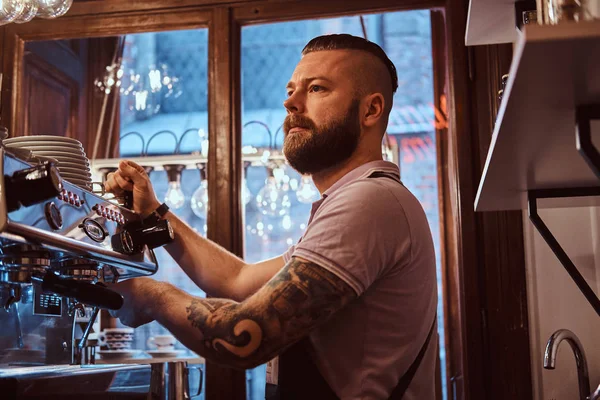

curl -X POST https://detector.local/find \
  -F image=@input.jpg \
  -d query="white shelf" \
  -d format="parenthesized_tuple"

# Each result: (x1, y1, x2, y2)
(466, 0, 519, 46)
(475, 21, 600, 212)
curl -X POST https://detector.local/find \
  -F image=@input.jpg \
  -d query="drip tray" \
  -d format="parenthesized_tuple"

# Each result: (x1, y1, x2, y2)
(0, 363, 150, 399)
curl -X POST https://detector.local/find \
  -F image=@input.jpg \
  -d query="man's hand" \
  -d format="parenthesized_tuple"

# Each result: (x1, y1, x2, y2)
(108, 277, 166, 328)
(104, 160, 161, 217)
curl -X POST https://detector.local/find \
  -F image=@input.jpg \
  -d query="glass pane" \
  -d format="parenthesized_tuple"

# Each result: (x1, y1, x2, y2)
(119, 29, 209, 157)
(241, 11, 444, 400)
(113, 30, 209, 398)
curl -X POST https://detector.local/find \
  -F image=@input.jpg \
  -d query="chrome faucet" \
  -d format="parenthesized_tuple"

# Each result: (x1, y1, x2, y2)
(543, 329, 590, 400)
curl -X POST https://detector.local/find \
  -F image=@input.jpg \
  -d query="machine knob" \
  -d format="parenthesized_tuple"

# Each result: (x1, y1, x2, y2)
(111, 219, 174, 254)
(5, 162, 62, 212)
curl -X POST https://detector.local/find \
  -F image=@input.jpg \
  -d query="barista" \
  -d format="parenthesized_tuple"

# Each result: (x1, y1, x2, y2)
(105, 34, 437, 399)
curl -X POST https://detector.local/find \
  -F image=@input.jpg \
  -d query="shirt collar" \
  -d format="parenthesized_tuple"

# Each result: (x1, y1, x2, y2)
(321, 160, 400, 198)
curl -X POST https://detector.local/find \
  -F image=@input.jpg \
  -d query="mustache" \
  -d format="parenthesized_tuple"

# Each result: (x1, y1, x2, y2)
(283, 114, 317, 135)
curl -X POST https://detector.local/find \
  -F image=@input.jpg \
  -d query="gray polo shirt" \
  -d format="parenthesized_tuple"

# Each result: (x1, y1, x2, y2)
(282, 160, 437, 399)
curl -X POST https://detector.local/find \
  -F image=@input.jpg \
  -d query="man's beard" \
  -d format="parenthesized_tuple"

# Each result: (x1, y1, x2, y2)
(282, 100, 361, 175)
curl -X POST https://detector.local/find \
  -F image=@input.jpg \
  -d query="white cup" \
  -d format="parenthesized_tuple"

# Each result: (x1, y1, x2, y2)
(147, 334, 176, 350)
(98, 328, 134, 350)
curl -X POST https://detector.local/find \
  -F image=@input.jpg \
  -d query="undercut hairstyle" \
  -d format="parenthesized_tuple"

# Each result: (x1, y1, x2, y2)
(302, 34, 398, 94)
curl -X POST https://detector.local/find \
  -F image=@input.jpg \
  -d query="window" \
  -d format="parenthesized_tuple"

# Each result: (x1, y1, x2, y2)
(115, 30, 209, 394)
(241, 11, 444, 400)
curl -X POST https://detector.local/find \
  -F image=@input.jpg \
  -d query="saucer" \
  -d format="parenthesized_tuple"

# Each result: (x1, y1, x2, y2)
(146, 349, 186, 358)
(97, 349, 142, 360)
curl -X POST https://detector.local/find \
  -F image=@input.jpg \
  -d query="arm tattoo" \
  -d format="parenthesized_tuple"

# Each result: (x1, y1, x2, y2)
(185, 257, 356, 369)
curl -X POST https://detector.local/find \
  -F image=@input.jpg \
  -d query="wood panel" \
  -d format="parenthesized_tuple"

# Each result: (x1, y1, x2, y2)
(0, 26, 5, 128)
(5, 8, 212, 41)
(233, 0, 443, 24)
(206, 7, 246, 400)
(68, 0, 246, 16)
(471, 43, 533, 399)
(442, 1, 483, 398)
(442, 0, 533, 399)
(20, 51, 78, 138)
(430, 9, 456, 400)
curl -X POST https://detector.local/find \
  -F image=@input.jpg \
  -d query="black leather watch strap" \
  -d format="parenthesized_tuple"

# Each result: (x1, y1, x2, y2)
(144, 203, 169, 225)
(154, 203, 169, 218)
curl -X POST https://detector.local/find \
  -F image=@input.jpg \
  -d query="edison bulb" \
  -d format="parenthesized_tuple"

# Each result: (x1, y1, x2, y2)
(0, 0, 25, 25)
(191, 180, 209, 219)
(296, 176, 320, 204)
(36, 0, 73, 18)
(13, 0, 38, 23)
(242, 178, 252, 206)
(164, 181, 185, 210)
(256, 176, 290, 217)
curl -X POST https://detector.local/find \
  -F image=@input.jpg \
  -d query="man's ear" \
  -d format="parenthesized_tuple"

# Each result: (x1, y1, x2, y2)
(362, 93, 384, 127)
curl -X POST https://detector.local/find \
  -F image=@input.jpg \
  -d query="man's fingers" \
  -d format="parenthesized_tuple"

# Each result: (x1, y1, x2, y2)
(104, 173, 124, 194)
(114, 173, 134, 191)
(118, 160, 148, 186)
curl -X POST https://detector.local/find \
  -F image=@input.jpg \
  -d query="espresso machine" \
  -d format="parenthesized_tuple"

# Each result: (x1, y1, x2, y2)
(0, 146, 175, 399)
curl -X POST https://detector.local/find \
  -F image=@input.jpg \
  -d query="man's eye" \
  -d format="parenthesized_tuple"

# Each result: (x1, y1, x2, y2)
(310, 85, 324, 93)
(286, 90, 293, 97)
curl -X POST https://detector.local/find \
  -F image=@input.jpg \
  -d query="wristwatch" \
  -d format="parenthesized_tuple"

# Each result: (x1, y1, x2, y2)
(144, 203, 169, 225)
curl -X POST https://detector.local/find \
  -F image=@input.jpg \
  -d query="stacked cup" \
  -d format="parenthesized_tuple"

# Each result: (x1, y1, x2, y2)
(98, 328, 135, 350)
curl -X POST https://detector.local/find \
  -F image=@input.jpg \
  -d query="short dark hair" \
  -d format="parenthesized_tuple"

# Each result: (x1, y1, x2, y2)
(302, 34, 398, 94)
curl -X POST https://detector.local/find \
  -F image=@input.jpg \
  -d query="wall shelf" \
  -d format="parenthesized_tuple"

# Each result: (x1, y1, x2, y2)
(474, 20, 600, 212)
(465, 0, 519, 46)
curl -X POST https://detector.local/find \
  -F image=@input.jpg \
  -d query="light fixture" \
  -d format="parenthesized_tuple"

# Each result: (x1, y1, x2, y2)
(0, 0, 25, 25)
(163, 164, 186, 210)
(242, 162, 252, 206)
(13, 0, 37, 23)
(36, 0, 73, 18)
(191, 163, 209, 219)
(0, 0, 73, 26)
(95, 60, 182, 116)
(296, 175, 320, 204)
(255, 166, 291, 217)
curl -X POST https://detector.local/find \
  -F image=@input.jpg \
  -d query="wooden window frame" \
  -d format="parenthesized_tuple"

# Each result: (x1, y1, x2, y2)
(0, 0, 533, 399)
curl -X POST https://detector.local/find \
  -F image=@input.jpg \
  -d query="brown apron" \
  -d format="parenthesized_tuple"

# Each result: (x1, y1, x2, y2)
(265, 316, 436, 399)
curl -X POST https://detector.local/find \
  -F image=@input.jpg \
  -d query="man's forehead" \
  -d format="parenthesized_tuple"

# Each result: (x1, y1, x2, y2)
(289, 50, 359, 83)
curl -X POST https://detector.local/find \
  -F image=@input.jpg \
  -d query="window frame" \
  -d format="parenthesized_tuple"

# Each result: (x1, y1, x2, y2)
(0, 0, 534, 399)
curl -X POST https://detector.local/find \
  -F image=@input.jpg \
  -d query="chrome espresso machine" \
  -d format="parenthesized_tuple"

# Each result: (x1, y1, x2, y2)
(0, 145, 174, 399)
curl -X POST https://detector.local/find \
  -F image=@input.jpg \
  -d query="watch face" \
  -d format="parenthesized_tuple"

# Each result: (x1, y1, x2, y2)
(167, 220, 174, 239)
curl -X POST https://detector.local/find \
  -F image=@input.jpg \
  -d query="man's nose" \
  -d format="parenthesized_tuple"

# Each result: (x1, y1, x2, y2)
(283, 92, 305, 114)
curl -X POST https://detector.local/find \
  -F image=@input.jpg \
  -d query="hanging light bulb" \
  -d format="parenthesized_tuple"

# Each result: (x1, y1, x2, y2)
(242, 161, 252, 206)
(191, 163, 209, 219)
(296, 175, 320, 204)
(36, 0, 73, 18)
(256, 167, 291, 217)
(0, 0, 25, 26)
(272, 164, 290, 192)
(13, 0, 38, 23)
(163, 164, 186, 210)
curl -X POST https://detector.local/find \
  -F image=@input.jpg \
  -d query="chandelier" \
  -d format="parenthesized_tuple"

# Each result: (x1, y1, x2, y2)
(0, 0, 73, 25)
(94, 61, 182, 115)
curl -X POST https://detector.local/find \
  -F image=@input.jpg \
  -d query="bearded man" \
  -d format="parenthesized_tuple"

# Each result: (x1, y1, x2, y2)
(105, 34, 437, 400)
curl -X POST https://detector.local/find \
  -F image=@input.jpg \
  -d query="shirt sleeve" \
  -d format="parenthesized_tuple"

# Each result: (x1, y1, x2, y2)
(290, 180, 412, 295)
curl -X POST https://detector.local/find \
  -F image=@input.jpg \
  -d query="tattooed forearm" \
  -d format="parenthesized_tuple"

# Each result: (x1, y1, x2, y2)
(183, 257, 356, 369)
